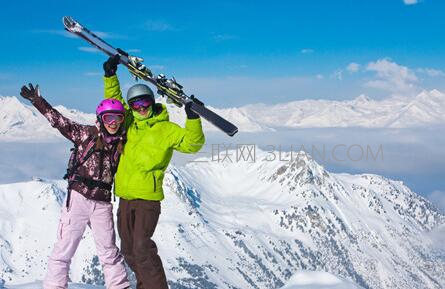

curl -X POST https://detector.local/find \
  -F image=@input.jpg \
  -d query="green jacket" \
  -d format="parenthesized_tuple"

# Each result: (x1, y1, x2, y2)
(104, 75, 205, 201)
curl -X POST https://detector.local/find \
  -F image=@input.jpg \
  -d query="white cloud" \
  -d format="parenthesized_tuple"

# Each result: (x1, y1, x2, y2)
(316, 74, 324, 80)
(84, 72, 102, 77)
(346, 62, 360, 73)
(427, 190, 445, 213)
(417, 68, 445, 77)
(32, 29, 77, 38)
(94, 31, 127, 40)
(144, 21, 173, 31)
(127, 49, 142, 53)
(149, 65, 166, 71)
(213, 34, 238, 42)
(403, 0, 419, 5)
(78, 46, 100, 53)
(331, 69, 343, 80)
(365, 58, 419, 95)
(32, 29, 123, 39)
(301, 48, 314, 54)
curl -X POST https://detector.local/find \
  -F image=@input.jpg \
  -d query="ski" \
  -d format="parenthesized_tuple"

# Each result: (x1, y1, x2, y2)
(63, 16, 238, 137)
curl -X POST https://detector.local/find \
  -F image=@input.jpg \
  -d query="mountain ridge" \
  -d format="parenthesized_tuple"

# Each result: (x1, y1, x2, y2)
(1, 89, 445, 140)
(1, 151, 443, 288)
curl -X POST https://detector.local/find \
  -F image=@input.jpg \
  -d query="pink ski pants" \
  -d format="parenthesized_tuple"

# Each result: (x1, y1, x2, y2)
(43, 190, 130, 289)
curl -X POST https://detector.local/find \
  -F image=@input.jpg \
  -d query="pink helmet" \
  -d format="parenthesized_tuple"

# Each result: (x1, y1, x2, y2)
(96, 99, 125, 116)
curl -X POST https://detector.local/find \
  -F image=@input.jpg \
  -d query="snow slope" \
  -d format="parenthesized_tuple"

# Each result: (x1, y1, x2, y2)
(0, 96, 94, 141)
(1, 89, 445, 140)
(280, 271, 363, 289)
(6, 281, 104, 289)
(4, 271, 363, 289)
(0, 151, 443, 289)
(0, 179, 99, 286)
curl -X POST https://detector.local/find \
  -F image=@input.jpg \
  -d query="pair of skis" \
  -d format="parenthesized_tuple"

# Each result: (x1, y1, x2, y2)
(63, 16, 238, 137)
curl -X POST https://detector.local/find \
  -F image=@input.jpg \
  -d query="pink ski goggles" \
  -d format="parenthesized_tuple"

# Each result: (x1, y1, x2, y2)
(101, 113, 124, 125)
(129, 98, 153, 110)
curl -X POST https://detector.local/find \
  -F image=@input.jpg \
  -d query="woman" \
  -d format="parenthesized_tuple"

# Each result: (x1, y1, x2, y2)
(19, 84, 130, 289)
(102, 55, 205, 289)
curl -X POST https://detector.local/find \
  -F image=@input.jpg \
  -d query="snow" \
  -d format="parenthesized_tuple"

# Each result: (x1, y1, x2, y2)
(1, 89, 445, 141)
(0, 150, 443, 289)
(1, 93, 445, 288)
(0, 179, 99, 286)
(280, 271, 363, 289)
(239, 89, 445, 129)
(3, 272, 362, 289)
(0, 96, 94, 141)
(6, 281, 104, 288)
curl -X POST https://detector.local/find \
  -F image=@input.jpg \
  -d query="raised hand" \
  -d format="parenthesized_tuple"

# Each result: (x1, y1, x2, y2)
(103, 54, 121, 77)
(20, 83, 41, 102)
(184, 96, 204, 119)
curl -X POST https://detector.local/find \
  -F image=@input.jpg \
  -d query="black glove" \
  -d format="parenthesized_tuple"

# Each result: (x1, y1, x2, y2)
(20, 83, 41, 102)
(103, 54, 120, 77)
(184, 95, 203, 119)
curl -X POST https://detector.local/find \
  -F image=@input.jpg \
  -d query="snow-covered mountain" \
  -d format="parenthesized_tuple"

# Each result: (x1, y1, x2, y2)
(239, 89, 445, 129)
(0, 96, 268, 141)
(1, 89, 444, 140)
(0, 96, 94, 141)
(4, 271, 363, 289)
(1, 151, 444, 289)
(280, 271, 363, 289)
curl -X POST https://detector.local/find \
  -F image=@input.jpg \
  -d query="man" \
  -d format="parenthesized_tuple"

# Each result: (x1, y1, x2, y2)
(102, 55, 205, 289)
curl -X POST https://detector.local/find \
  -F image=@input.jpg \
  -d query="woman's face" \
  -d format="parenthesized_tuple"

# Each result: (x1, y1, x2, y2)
(104, 122, 121, 135)
(101, 113, 124, 135)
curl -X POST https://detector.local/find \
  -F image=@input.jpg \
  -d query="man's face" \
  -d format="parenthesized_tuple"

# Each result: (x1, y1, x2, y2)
(129, 97, 153, 117)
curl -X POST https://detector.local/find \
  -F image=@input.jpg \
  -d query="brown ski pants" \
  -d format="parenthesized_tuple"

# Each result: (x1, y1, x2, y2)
(117, 198, 169, 289)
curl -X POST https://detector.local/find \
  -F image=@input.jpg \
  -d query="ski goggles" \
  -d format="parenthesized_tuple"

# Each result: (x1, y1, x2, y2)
(101, 113, 124, 125)
(129, 98, 153, 110)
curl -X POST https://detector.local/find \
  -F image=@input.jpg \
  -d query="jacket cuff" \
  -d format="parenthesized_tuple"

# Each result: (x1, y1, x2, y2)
(103, 75, 119, 86)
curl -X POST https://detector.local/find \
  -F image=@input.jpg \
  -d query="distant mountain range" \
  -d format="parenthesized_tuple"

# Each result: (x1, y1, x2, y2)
(0, 96, 95, 140)
(1, 89, 444, 140)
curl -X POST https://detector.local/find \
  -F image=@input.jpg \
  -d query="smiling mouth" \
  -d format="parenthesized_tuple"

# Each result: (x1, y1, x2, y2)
(137, 107, 148, 114)
(105, 123, 119, 130)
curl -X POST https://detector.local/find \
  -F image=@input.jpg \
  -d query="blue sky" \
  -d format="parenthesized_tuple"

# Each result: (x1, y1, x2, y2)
(0, 0, 445, 111)
(0, 0, 444, 207)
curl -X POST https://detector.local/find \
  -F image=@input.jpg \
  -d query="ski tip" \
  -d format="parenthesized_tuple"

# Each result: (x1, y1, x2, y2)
(63, 16, 83, 33)
(62, 16, 74, 28)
